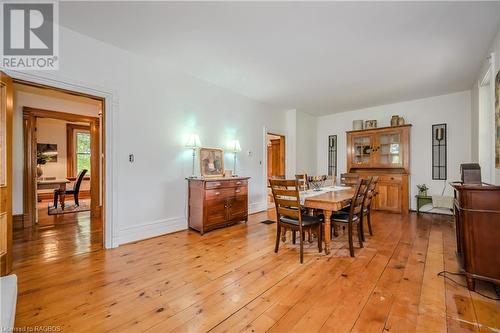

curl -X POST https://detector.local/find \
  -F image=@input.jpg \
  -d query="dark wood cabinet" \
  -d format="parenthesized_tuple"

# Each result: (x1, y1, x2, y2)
(346, 125, 411, 214)
(451, 182, 500, 290)
(188, 177, 250, 234)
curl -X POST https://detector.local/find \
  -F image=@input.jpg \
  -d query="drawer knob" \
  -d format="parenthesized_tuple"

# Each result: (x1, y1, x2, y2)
(215, 192, 220, 195)
(235, 190, 241, 193)
(236, 181, 242, 185)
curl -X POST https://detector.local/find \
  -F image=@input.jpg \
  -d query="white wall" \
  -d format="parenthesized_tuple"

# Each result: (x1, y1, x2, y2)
(8, 26, 288, 244)
(295, 111, 317, 175)
(316, 91, 472, 210)
(36, 118, 68, 179)
(12, 88, 101, 214)
(471, 25, 500, 185)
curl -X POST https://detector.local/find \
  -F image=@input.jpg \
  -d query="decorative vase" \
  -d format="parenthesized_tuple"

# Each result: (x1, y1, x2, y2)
(397, 117, 405, 126)
(37, 165, 43, 178)
(390, 115, 399, 127)
(419, 190, 427, 196)
(352, 120, 364, 130)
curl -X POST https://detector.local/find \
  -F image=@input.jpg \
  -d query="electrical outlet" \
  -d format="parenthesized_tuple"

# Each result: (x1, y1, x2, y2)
(129, 154, 134, 163)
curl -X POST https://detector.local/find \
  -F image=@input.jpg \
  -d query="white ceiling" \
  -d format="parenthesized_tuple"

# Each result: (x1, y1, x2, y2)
(60, 1, 500, 115)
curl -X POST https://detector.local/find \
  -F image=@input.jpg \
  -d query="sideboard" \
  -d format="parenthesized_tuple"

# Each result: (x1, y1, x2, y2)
(451, 182, 500, 290)
(187, 177, 250, 234)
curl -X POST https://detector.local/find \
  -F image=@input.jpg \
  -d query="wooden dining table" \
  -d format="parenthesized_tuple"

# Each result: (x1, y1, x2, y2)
(37, 178, 71, 210)
(302, 187, 355, 255)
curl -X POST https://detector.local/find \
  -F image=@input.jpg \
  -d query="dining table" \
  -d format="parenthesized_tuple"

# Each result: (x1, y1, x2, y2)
(37, 178, 71, 210)
(301, 186, 355, 255)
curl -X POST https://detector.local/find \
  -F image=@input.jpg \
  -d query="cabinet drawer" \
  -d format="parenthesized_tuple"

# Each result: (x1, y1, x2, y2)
(205, 179, 248, 189)
(206, 188, 234, 200)
(377, 175, 402, 183)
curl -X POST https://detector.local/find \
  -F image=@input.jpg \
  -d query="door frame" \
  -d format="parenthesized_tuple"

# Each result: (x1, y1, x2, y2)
(22, 107, 101, 228)
(5, 70, 118, 249)
(0, 72, 13, 275)
(262, 126, 286, 210)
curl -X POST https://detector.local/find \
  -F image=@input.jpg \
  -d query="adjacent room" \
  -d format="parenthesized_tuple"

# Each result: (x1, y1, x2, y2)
(1, 1, 499, 332)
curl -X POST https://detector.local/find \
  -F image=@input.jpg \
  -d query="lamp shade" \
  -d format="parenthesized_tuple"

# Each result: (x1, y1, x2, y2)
(185, 134, 201, 148)
(228, 140, 242, 152)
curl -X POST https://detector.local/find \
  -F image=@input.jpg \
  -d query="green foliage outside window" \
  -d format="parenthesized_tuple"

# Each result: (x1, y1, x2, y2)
(76, 132, 91, 175)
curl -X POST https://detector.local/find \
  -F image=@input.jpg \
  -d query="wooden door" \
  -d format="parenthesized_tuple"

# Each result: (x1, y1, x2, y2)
(374, 182, 401, 213)
(0, 71, 13, 276)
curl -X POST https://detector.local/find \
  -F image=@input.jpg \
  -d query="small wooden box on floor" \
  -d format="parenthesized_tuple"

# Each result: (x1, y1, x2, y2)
(451, 182, 500, 290)
(346, 124, 411, 214)
(188, 177, 250, 234)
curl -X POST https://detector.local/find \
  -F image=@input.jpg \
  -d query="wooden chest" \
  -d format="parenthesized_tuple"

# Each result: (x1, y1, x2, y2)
(187, 177, 250, 234)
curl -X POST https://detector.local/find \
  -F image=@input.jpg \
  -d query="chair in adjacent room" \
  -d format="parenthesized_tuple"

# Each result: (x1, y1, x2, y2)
(269, 179, 322, 263)
(53, 169, 88, 208)
(331, 178, 370, 257)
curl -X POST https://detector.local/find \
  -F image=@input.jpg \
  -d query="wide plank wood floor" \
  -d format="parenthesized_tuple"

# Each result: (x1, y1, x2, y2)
(12, 209, 499, 332)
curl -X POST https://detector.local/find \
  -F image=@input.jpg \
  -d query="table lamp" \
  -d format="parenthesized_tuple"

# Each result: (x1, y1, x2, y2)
(228, 140, 242, 176)
(185, 134, 201, 178)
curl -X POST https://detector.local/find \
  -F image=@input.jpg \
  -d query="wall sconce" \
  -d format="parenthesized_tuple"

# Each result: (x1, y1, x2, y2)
(227, 140, 242, 176)
(432, 124, 447, 180)
(185, 134, 201, 178)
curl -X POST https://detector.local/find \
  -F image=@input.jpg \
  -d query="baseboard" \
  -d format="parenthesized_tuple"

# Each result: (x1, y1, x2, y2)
(13, 215, 23, 229)
(37, 190, 91, 201)
(249, 201, 268, 214)
(117, 216, 187, 245)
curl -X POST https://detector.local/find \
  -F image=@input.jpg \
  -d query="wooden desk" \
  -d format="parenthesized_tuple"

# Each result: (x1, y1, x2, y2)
(303, 187, 355, 255)
(37, 179, 70, 210)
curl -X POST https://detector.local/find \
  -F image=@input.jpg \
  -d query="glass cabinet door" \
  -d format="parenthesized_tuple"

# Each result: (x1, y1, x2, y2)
(377, 133, 402, 167)
(352, 135, 373, 166)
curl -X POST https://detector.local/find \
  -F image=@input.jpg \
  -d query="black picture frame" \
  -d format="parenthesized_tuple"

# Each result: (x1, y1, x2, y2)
(328, 135, 337, 177)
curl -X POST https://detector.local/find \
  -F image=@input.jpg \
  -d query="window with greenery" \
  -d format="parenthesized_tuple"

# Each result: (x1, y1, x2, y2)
(76, 131, 91, 175)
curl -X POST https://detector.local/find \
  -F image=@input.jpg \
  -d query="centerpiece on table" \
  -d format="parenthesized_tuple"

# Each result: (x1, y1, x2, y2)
(308, 175, 327, 191)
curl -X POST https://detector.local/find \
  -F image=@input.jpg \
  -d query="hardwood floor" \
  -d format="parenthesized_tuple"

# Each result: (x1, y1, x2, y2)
(12, 209, 499, 332)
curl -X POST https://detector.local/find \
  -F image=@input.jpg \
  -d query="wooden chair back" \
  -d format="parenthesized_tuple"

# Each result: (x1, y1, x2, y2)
(269, 179, 302, 225)
(348, 178, 371, 219)
(363, 176, 378, 209)
(341, 173, 359, 186)
(73, 169, 88, 195)
(295, 174, 309, 191)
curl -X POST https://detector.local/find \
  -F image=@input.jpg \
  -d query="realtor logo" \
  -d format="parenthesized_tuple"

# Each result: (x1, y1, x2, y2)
(1, 1, 59, 70)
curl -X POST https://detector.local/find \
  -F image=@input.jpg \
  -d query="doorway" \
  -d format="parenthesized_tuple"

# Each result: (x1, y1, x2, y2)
(478, 64, 495, 184)
(266, 133, 285, 208)
(13, 82, 105, 264)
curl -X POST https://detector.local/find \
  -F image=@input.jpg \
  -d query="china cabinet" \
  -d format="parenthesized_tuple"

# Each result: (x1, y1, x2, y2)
(346, 124, 411, 213)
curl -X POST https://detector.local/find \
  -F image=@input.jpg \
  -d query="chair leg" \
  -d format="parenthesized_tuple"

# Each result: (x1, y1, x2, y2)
(292, 231, 296, 244)
(318, 224, 322, 253)
(357, 222, 364, 248)
(367, 211, 373, 236)
(281, 228, 287, 242)
(308, 229, 312, 243)
(53, 191, 58, 208)
(302, 231, 306, 242)
(275, 223, 281, 253)
(348, 223, 355, 257)
(74, 193, 79, 206)
(359, 213, 366, 242)
(300, 233, 304, 264)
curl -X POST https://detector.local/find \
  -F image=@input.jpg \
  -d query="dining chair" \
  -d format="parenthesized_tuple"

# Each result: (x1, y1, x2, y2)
(360, 176, 378, 241)
(340, 173, 359, 186)
(331, 178, 370, 257)
(295, 174, 309, 191)
(53, 169, 88, 208)
(269, 179, 322, 263)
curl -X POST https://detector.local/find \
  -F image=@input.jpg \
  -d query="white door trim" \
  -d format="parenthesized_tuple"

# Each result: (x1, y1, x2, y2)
(5, 69, 119, 249)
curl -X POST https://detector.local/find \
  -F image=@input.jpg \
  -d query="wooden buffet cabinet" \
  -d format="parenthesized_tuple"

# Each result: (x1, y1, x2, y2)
(346, 124, 411, 214)
(188, 177, 250, 234)
(451, 182, 500, 290)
